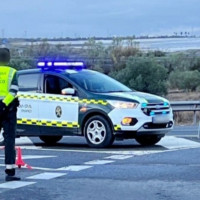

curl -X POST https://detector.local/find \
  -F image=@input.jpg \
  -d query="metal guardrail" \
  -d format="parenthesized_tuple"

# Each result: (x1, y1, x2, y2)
(170, 101, 200, 138)
(171, 101, 200, 110)
(171, 101, 200, 125)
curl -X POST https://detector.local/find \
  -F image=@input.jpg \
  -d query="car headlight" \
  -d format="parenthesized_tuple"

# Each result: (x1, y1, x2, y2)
(108, 100, 138, 109)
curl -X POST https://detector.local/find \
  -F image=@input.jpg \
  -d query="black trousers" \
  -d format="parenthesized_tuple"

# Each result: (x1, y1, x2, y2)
(0, 102, 17, 165)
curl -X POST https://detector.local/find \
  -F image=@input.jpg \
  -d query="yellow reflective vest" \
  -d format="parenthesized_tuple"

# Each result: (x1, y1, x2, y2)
(0, 66, 17, 106)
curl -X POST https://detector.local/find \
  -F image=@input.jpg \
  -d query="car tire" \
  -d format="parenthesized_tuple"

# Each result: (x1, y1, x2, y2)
(39, 136, 63, 145)
(135, 135, 162, 146)
(84, 115, 115, 148)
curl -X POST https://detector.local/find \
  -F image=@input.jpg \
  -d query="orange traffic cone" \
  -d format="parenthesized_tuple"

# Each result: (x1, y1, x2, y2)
(15, 146, 32, 169)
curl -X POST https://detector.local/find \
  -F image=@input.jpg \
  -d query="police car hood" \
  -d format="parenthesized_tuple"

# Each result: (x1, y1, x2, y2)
(99, 91, 168, 104)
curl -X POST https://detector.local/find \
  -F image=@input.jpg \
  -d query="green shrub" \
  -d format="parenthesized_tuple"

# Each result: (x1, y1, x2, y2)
(169, 70, 200, 91)
(110, 57, 168, 95)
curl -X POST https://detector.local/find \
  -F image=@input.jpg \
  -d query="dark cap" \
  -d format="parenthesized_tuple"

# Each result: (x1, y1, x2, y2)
(0, 48, 10, 63)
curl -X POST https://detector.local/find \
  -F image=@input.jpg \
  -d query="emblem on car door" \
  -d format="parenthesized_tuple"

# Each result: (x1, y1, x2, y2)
(55, 106, 62, 118)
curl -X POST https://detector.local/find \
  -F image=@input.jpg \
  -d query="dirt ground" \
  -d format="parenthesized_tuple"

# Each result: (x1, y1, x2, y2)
(166, 91, 200, 101)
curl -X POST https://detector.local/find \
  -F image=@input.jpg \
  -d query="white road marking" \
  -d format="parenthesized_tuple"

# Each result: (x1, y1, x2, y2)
(19, 146, 42, 150)
(105, 155, 133, 160)
(159, 136, 200, 150)
(26, 172, 66, 180)
(0, 181, 36, 189)
(84, 160, 114, 165)
(15, 137, 34, 145)
(0, 164, 92, 172)
(56, 165, 92, 171)
(18, 155, 56, 159)
(0, 164, 99, 171)
(0, 155, 56, 160)
(22, 166, 58, 171)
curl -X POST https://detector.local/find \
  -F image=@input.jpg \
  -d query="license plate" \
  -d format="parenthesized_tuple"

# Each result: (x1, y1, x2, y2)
(152, 115, 170, 124)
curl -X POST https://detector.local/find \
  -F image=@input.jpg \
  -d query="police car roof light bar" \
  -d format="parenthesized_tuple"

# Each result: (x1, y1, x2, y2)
(37, 61, 85, 69)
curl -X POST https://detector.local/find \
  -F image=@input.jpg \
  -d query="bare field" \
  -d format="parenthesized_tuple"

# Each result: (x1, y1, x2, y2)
(166, 92, 200, 101)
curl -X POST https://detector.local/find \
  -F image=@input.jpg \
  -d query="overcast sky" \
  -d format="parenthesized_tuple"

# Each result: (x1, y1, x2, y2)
(0, 0, 200, 38)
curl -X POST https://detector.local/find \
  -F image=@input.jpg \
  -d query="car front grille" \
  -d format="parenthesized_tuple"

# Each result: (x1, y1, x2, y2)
(141, 103, 170, 116)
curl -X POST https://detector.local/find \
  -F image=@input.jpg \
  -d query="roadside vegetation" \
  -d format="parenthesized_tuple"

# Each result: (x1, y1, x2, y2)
(9, 37, 200, 98)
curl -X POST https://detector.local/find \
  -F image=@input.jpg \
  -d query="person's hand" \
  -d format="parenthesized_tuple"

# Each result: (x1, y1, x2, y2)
(0, 101, 6, 117)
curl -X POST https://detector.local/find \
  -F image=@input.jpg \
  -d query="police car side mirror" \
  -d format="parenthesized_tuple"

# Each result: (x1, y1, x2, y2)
(61, 88, 75, 95)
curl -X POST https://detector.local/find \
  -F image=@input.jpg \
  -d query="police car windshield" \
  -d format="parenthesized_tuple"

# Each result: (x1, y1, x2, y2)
(67, 70, 132, 93)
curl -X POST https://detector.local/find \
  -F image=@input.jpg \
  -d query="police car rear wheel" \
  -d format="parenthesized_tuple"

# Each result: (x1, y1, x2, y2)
(84, 115, 114, 148)
(39, 136, 63, 145)
(135, 135, 162, 146)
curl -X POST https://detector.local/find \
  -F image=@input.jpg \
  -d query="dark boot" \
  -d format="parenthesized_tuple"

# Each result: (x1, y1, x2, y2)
(5, 169, 21, 182)
(5, 175, 21, 181)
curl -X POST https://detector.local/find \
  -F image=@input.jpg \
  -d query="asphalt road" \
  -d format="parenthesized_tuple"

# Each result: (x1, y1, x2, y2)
(0, 127, 200, 200)
(169, 125, 200, 137)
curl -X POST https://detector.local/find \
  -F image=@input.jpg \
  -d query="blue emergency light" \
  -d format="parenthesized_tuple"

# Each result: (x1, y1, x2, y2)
(163, 102, 169, 106)
(141, 103, 147, 108)
(37, 61, 85, 69)
(150, 111, 155, 116)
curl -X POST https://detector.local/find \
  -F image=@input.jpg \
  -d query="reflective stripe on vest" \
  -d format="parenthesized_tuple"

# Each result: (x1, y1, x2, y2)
(0, 66, 16, 98)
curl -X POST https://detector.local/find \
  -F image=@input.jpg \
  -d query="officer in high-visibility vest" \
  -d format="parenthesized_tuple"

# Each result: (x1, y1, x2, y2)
(0, 48, 20, 181)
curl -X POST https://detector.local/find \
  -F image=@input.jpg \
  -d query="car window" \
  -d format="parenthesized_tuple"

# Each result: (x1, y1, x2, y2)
(68, 70, 132, 93)
(44, 75, 75, 95)
(18, 74, 40, 92)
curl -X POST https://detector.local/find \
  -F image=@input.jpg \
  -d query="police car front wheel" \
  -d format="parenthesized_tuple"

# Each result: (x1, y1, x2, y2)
(84, 115, 114, 148)
(135, 135, 162, 146)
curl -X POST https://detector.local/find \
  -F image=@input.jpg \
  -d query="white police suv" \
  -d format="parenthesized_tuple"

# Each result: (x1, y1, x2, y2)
(10, 61, 173, 148)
